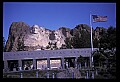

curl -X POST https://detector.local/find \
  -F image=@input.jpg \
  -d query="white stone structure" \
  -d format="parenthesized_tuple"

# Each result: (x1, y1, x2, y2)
(3, 48, 98, 72)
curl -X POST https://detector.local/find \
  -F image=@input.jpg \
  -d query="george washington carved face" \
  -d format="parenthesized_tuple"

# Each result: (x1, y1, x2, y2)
(32, 25, 39, 34)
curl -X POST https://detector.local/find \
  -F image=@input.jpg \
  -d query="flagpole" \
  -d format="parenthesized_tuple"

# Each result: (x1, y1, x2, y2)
(90, 12, 93, 67)
(90, 12, 94, 79)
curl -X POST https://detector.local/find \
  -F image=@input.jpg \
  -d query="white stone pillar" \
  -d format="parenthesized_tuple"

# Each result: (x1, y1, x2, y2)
(92, 69, 94, 79)
(47, 71, 49, 78)
(85, 62, 87, 68)
(79, 63, 81, 69)
(86, 70, 89, 79)
(47, 58, 50, 69)
(75, 57, 78, 68)
(20, 73, 23, 78)
(4, 61, 8, 72)
(90, 56, 92, 67)
(18, 60, 22, 71)
(52, 73, 55, 78)
(33, 59, 36, 69)
(66, 62, 68, 68)
(61, 57, 64, 69)
(36, 71, 39, 78)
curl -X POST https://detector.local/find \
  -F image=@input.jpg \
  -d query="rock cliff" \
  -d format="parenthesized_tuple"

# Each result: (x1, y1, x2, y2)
(5, 22, 71, 51)
(5, 22, 107, 52)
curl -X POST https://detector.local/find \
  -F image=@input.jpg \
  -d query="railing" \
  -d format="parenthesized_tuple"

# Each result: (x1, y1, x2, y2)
(3, 69, 66, 78)
(3, 67, 112, 79)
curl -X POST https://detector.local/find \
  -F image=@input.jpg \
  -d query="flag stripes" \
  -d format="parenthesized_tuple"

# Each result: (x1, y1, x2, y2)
(92, 15, 107, 22)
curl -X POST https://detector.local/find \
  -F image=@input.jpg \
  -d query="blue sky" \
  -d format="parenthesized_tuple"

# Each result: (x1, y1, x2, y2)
(3, 2, 116, 41)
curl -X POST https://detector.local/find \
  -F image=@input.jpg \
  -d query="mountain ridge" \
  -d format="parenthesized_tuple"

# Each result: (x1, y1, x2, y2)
(4, 22, 107, 52)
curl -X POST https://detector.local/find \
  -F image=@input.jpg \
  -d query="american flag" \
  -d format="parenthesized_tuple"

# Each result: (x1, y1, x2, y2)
(92, 15, 107, 22)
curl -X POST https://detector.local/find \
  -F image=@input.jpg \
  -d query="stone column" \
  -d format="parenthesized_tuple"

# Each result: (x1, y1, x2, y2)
(85, 62, 87, 68)
(4, 61, 8, 72)
(36, 71, 39, 78)
(75, 57, 78, 68)
(61, 57, 64, 69)
(91, 68, 94, 79)
(92, 71, 94, 79)
(89, 56, 92, 67)
(47, 71, 49, 78)
(86, 70, 89, 79)
(18, 60, 22, 70)
(20, 73, 23, 78)
(47, 58, 50, 69)
(33, 59, 37, 69)
(52, 73, 55, 78)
